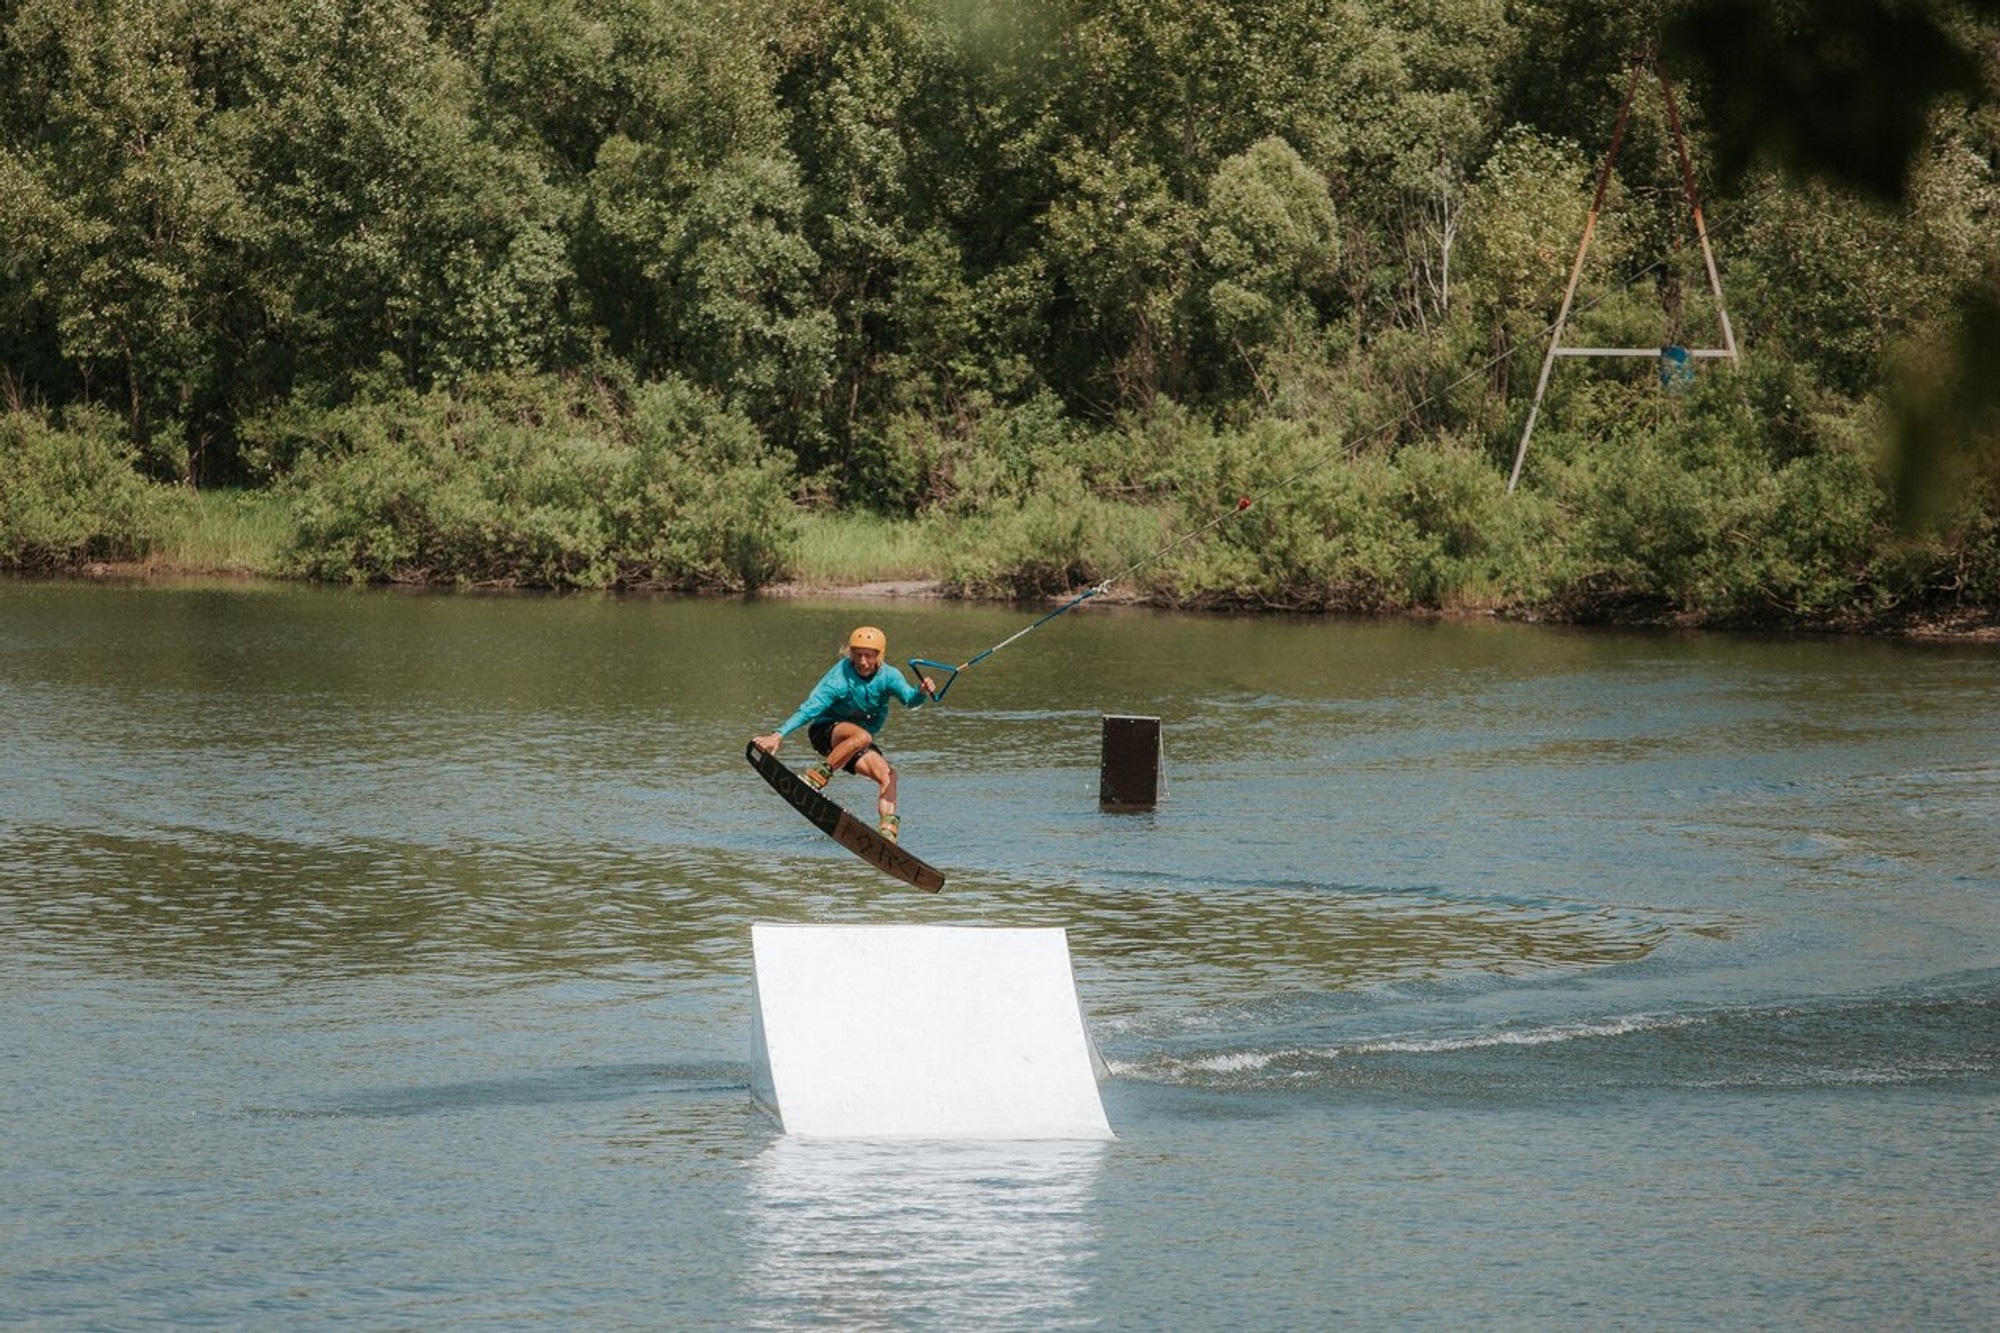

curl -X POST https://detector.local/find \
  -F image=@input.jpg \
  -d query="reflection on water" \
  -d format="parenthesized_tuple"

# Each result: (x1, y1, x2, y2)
(0, 822, 789, 983)
(742, 1138, 1106, 1330)
(1, 818, 1669, 1001)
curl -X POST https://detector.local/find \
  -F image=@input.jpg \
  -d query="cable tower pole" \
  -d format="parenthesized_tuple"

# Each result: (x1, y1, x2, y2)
(1507, 48, 1741, 494)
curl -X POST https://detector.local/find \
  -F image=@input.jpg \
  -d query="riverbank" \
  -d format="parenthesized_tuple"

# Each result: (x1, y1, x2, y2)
(11, 378, 2000, 636)
(20, 484, 1998, 641)
(61, 550, 2000, 644)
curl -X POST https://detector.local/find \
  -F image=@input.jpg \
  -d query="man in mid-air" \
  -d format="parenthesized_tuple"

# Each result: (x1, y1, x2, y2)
(752, 626, 934, 844)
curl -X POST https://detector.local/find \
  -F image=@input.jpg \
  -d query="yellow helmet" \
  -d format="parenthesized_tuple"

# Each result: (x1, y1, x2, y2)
(848, 625, 887, 653)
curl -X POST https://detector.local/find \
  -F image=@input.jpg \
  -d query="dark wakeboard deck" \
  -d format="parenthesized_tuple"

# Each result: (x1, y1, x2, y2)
(744, 741, 946, 892)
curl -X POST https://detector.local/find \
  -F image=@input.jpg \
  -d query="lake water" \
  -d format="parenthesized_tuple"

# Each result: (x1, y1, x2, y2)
(3, 579, 1995, 1328)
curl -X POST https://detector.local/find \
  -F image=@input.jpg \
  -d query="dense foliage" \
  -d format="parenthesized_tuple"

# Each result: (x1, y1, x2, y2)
(1, 0, 1996, 625)
(280, 374, 796, 588)
(0, 404, 159, 566)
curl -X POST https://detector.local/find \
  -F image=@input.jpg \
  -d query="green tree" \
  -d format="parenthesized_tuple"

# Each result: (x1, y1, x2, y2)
(1042, 145, 1195, 410)
(244, 0, 574, 397)
(573, 0, 831, 446)
(1455, 127, 1604, 394)
(1197, 136, 1339, 394)
(0, 0, 273, 478)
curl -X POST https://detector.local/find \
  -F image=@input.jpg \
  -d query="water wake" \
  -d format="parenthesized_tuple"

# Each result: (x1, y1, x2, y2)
(1107, 973, 2000, 1096)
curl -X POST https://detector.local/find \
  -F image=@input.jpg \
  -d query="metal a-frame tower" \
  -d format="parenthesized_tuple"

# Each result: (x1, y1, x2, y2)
(1507, 50, 1740, 494)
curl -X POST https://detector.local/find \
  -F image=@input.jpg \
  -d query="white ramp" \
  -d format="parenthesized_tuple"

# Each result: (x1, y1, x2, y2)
(750, 924, 1113, 1139)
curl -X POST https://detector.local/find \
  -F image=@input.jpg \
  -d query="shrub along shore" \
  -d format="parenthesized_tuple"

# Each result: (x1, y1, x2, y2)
(6, 371, 1995, 636)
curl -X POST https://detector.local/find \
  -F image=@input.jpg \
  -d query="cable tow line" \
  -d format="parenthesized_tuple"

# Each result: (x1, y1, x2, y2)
(910, 493, 1271, 697)
(909, 580, 1110, 701)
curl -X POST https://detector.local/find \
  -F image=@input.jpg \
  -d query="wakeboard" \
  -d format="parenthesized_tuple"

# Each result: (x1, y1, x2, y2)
(744, 740, 946, 892)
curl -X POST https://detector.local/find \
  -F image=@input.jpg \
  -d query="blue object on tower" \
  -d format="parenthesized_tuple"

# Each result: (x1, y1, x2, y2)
(1659, 344, 1695, 388)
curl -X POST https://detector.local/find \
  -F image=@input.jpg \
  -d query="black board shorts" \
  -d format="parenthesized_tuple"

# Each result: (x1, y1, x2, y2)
(807, 720, 883, 773)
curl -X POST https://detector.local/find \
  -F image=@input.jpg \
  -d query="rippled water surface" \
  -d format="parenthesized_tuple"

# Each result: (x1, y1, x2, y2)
(4, 579, 1997, 1327)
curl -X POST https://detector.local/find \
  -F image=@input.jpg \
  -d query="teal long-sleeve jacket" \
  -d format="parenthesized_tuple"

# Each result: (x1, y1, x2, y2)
(775, 657, 926, 739)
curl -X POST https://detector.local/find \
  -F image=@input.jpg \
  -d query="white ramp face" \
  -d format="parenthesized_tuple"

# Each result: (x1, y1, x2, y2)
(750, 924, 1113, 1140)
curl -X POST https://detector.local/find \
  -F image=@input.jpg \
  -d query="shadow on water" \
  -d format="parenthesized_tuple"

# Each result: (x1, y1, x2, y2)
(241, 1062, 748, 1121)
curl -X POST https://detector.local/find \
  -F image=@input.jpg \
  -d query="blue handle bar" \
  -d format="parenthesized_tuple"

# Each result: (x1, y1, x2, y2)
(907, 658, 962, 702)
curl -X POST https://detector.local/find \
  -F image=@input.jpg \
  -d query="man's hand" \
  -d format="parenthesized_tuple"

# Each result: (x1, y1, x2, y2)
(752, 732, 781, 754)
(920, 676, 937, 699)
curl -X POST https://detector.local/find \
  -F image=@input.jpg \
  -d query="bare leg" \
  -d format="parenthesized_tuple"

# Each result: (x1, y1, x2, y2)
(822, 722, 875, 776)
(853, 749, 898, 821)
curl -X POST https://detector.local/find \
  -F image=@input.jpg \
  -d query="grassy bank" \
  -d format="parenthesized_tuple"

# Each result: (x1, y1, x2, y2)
(109, 492, 955, 589)
(788, 511, 941, 586)
(16, 483, 2000, 638)
(110, 487, 954, 590)
(149, 488, 297, 576)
